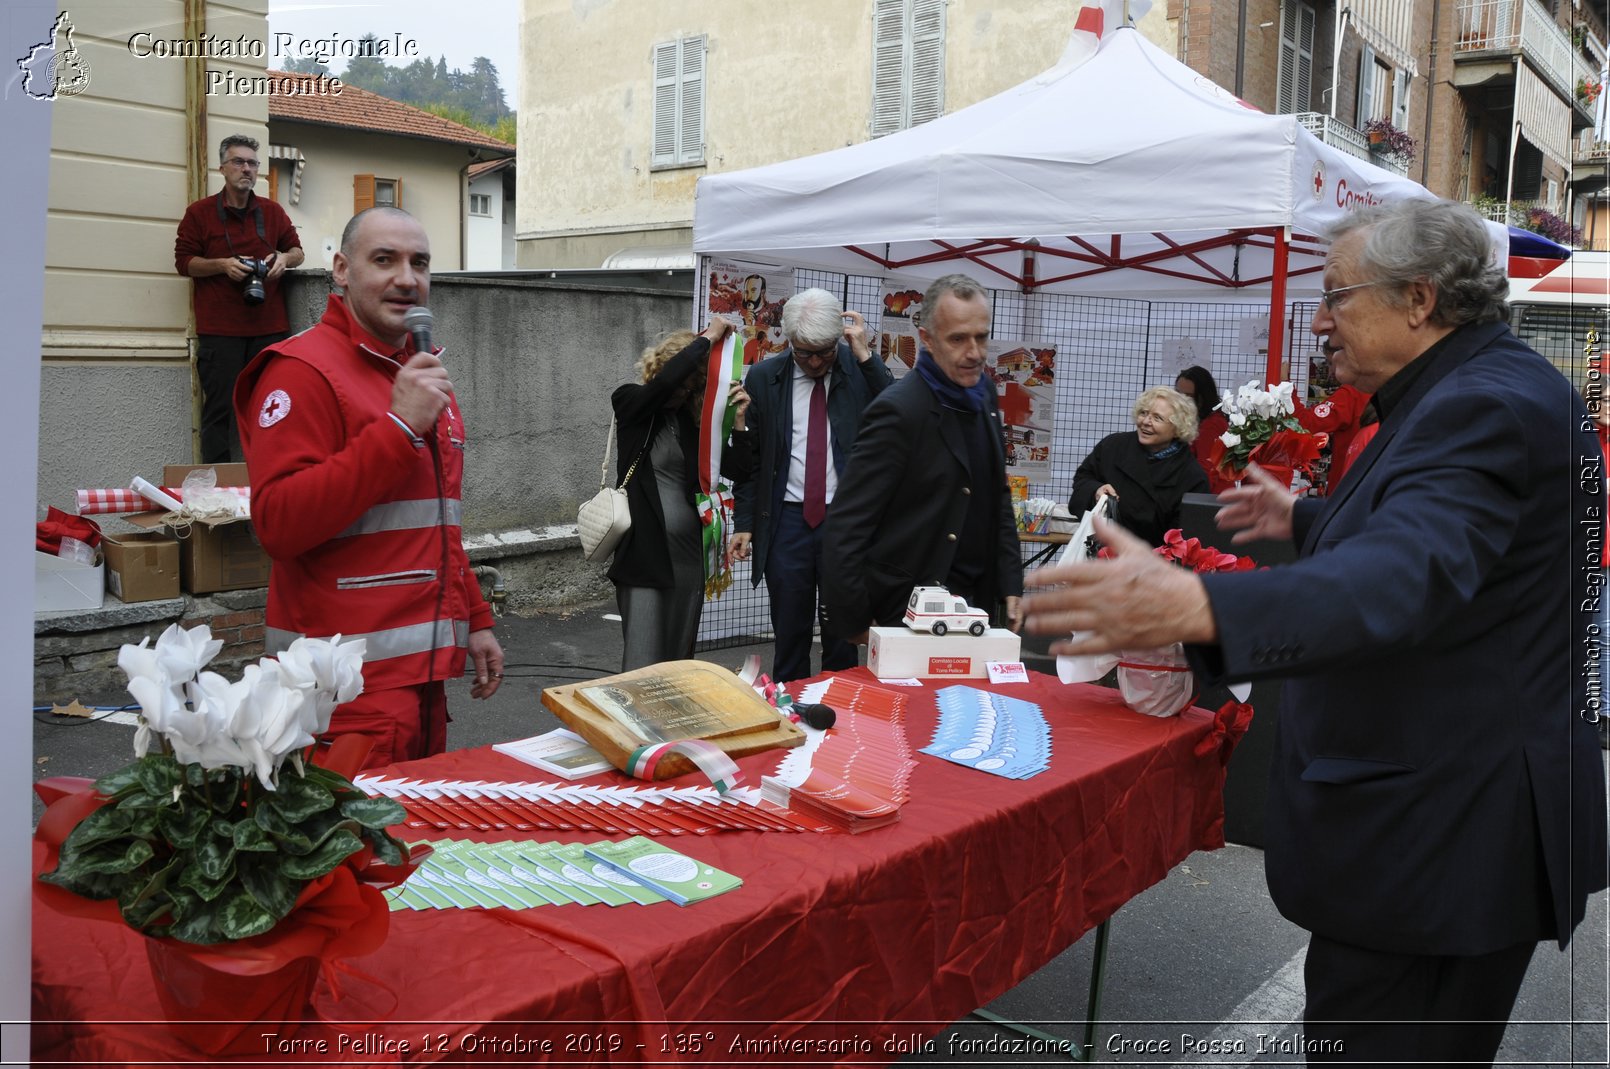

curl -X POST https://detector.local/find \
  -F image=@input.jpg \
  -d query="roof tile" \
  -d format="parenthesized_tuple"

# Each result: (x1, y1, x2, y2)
(267, 71, 513, 155)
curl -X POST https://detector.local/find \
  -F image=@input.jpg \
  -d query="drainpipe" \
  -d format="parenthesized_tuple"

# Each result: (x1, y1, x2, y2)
(1420, 0, 1441, 186)
(1331, 7, 1352, 120)
(1237, 0, 1249, 96)
(185, 0, 207, 462)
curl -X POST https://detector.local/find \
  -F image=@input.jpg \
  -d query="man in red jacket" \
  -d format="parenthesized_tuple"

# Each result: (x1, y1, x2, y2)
(235, 207, 502, 767)
(175, 134, 304, 463)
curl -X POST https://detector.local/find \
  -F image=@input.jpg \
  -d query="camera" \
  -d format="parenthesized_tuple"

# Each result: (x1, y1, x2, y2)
(238, 257, 270, 306)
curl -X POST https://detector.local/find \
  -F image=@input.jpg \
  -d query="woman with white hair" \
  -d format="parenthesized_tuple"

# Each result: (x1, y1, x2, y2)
(1067, 386, 1208, 546)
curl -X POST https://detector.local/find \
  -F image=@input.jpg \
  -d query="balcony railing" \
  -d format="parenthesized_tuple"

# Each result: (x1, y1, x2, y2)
(1577, 130, 1610, 160)
(1454, 0, 1595, 103)
(1295, 112, 1410, 176)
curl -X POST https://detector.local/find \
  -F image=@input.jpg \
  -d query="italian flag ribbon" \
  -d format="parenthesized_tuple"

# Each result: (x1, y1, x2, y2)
(696, 329, 745, 599)
(626, 739, 744, 794)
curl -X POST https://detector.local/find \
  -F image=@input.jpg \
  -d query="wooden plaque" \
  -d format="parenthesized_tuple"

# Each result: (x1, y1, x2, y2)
(541, 660, 805, 780)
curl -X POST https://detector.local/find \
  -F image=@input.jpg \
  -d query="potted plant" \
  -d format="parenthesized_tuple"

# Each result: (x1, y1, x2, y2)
(34, 624, 424, 1056)
(1205, 379, 1324, 490)
(1362, 118, 1416, 164)
(1578, 75, 1602, 106)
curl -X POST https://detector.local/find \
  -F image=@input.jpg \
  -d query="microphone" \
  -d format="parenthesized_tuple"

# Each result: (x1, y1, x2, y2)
(791, 702, 837, 731)
(404, 305, 434, 357)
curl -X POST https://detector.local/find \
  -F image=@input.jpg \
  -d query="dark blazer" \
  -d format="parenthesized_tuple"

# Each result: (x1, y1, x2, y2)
(1069, 431, 1209, 547)
(1195, 321, 1608, 956)
(607, 336, 753, 588)
(821, 371, 1023, 635)
(732, 343, 892, 579)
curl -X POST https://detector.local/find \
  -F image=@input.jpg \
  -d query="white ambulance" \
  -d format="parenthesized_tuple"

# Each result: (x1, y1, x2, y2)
(903, 587, 989, 636)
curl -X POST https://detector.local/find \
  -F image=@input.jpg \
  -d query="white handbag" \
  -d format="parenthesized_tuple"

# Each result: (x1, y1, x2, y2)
(577, 415, 646, 563)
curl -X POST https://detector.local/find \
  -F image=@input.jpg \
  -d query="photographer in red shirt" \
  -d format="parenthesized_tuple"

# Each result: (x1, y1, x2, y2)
(175, 134, 304, 463)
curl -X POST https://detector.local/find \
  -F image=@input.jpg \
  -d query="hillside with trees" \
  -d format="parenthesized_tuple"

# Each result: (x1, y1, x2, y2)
(284, 36, 515, 144)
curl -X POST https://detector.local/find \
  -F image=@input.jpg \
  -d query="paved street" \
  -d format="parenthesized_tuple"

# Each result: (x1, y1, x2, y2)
(31, 601, 1608, 1067)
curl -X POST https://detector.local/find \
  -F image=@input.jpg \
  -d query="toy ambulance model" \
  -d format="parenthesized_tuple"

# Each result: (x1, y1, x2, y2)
(904, 586, 989, 636)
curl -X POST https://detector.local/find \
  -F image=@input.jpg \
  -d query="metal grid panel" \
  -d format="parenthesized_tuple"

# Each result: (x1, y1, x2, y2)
(696, 268, 1317, 649)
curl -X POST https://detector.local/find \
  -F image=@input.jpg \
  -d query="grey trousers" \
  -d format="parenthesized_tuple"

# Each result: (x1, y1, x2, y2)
(617, 583, 702, 672)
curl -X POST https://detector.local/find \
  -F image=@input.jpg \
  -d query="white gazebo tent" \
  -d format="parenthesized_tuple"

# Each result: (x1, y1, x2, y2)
(693, 25, 1461, 384)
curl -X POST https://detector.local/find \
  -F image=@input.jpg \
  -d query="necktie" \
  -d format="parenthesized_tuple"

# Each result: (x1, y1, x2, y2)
(804, 378, 827, 528)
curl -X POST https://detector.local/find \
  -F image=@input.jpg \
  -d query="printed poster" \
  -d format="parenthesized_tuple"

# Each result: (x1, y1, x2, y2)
(1157, 337, 1213, 382)
(706, 262, 792, 366)
(987, 339, 1057, 480)
(877, 281, 925, 379)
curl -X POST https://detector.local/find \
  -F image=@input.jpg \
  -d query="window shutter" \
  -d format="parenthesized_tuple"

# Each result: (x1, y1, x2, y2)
(1392, 67, 1411, 129)
(1277, 0, 1297, 112)
(871, 0, 906, 137)
(393, 177, 402, 209)
(1357, 43, 1376, 125)
(354, 173, 375, 213)
(908, 0, 945, 127)
(652, 41, 678, 166)
(1277, 0, 1316, 114)
(1294, 3, 1315, 111)
(268, 164, 279, 202)
(678, 35, 705, 164)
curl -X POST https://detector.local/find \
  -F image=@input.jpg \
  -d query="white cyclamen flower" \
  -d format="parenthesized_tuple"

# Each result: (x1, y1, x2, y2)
(277, 634, 367, 735)
(152, 623, 224, 686)
(1229, 411, 1247, 427)
(1270, 381, 1295, 415)
(1220, 431, 1242, 448)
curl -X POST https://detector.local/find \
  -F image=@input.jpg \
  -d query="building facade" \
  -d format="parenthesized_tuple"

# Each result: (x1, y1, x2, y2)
(520, 0, 1609, 265)
(516, 0, 1175, 269)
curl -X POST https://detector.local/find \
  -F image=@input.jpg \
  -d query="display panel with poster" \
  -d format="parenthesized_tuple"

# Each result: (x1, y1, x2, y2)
(706, 261, 793, 366)
(877, 281, 925, 379)
(1157, 337, 1213, 383)
(988, 339, 1057, 480)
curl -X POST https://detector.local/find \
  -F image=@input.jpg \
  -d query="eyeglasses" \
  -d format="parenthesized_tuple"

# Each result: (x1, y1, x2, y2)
(1319, 280, 1386, 309)
(792, 342, 837, 362)
(225, 157, 260, 170)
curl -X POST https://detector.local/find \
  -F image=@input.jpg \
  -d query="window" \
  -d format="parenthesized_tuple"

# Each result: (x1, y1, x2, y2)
(354, 174, 402, 212)
(652, 35, 705, 168)
(1276, 0, 1316, 114)
(871, 0, 945, 137)
(1356, 46, 1392, 125)
(470, 193, 492, 216)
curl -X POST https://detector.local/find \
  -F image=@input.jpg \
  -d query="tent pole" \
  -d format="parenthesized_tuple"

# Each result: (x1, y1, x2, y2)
(1267, 227, 1290, 386)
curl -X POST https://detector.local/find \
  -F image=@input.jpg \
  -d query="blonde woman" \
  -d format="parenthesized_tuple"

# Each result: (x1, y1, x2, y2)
(1067, 386, 1208, 546)
(608, 318, 753, 670)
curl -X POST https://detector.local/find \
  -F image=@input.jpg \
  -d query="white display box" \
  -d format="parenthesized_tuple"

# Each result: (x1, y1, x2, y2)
(868, 626, 1021, 680)
(35, 551, 105, 613)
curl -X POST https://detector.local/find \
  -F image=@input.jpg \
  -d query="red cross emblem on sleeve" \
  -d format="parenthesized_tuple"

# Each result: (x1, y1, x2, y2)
(259, 389, 291, 428)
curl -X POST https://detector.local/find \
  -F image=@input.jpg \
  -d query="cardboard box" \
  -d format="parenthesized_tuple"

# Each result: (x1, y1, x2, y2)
(127, 463, 271, 594)
(103, 531, 181, 603)
(868, 626, 1022, 680)
(36, 551, 105, 613)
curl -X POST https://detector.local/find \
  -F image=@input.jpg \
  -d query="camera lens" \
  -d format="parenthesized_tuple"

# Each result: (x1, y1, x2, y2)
(241, 259, 266, 305)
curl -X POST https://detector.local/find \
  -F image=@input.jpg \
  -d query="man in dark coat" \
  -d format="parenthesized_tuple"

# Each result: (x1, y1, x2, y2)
(1021, 198, 1608, 1064)
(730, 290, 891, 681)
(822, 274, 1023, 641)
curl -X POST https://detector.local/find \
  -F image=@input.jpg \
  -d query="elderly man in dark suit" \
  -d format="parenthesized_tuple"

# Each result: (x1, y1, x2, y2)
(730, 288, 892, 682)
(1021, 198, 1608, 1064)
(822, 274, 1024, 642)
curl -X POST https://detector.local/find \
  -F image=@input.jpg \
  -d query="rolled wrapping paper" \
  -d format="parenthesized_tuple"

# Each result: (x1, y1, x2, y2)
(75, 485, 252, 516)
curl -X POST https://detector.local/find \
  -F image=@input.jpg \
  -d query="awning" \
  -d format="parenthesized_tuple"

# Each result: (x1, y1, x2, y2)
(268, 144, 306, 206)
(1515, 63, 1571, 172)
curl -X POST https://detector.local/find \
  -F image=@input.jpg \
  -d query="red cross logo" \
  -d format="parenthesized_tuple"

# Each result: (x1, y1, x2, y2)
(259, 389, 291, 428)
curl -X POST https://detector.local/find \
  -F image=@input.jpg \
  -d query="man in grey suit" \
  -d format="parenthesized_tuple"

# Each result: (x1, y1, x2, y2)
(730, 288, 892, 682)
(1021, 199, 1607, 1064)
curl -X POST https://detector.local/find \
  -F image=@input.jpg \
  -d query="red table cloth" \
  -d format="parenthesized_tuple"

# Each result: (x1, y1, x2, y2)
(32, 670, 1237, 1067)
